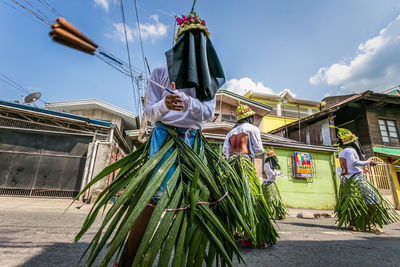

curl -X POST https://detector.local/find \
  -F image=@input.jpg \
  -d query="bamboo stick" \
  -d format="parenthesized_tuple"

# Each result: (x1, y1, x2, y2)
(52, 27, 96, 53)
(50, 32, 95, 55)
(56, 17, 98, 48)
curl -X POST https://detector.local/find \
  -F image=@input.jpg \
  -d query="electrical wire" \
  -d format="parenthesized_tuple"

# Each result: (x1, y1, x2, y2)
(7, 0, 158, 109)
(1, 0, 43, 25)
(133, 0, 147, 76)
(22, 0, 54, 24)
(0, 72, 46, 103)
(11, 0, 53, 26)
(36, 0, 62, 17)
(119, 0, 141, 116)
(8, 0, 147, 82)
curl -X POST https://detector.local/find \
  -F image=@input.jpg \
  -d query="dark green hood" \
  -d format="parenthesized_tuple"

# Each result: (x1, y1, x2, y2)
(165, 30, 225, 101)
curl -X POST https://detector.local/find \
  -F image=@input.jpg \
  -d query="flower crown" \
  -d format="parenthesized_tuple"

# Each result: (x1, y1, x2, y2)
(237, 107, 251, 114)
(175, 12, 209, 41)
(329, 125, 358, 145)
(265, 150, 276, 158)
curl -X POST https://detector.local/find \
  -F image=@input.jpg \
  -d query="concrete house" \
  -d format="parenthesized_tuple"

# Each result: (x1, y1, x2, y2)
(0, 99, 138, 201)
(270, 91, 400, 209)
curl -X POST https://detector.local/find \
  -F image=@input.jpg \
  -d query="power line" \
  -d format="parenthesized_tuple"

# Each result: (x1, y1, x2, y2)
(1, 0, 42, 25)
(119, 0, 141, 116)
(133, 0, 147, 77)
(0, 72, 46, 103)
(11, 0, 53, 26)
(22, 0, 54, 24)
(8, 0, 147, 80)
(36, 0, 62, 17)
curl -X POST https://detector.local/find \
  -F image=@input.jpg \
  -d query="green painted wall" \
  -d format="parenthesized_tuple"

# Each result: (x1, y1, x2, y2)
(273, 147, 337, 209)
(208, 142, 338, 209)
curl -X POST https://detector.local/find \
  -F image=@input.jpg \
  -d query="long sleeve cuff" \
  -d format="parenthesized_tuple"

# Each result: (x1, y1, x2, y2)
(158, 97, 169, 113)
(144, 97, 169, 123)
(187, 97, 215, 122)
(352, 160, 370, 167)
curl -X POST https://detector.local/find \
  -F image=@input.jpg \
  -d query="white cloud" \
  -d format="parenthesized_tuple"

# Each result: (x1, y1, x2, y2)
(107, 15, 168, 43)
(107, 23, 134, 42)
(310, 15, 400, 93)
(94, 0, 114, 12)
(138, 15, 168, 41)
(225, 77, 274, 95)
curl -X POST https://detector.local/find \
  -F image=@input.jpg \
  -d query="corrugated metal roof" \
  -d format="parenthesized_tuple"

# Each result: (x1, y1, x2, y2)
(0, 100, 111, 127)
(45, 99, 138, 129)
(204, 132, 337, 152)
(216, 90, 273, 112)
(247, 89, 321, 106)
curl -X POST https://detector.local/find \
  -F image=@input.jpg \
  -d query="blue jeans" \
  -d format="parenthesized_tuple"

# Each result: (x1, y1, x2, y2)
(150, 123, 197, 199)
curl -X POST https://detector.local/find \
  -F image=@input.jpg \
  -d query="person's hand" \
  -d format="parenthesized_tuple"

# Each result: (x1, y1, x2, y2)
(369, 160, 377, 167)
(164, 82, 184, 111)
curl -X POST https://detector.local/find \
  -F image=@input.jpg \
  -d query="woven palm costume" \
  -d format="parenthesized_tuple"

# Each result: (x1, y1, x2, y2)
(262, 150, 288, 220)
(223, 104, 278, 248)
(333, 127, 399, 231)
(73, 12, 272, 267)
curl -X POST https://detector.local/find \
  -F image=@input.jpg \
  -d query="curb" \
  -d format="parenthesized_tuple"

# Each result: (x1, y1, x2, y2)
(287, 209, 334, 219)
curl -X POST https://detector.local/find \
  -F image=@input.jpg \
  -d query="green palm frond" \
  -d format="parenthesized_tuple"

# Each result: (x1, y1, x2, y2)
(74, 126, 278, 266)
(228, 155, 278, 247)
(262, 182, 288, 220)
(335, 174, 400, 231)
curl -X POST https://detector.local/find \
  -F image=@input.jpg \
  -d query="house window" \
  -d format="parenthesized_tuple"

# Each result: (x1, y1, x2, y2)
(378, 119, 399, 144)
(221, 114, 236, 123)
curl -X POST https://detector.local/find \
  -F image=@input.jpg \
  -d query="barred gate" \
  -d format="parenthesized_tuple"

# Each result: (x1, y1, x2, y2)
(365, 157, 397, 206)
(0, 129, 91, 198)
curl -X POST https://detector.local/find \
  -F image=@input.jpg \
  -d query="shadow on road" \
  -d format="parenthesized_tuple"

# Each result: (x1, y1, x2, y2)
(236, 236, 400, 267)
(0, 242, 109, 267)
(4, 235, 399, 267)
(281, 221, 345, 231)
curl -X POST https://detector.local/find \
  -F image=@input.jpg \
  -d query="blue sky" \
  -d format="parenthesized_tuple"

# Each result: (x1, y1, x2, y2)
(1, 0, 400, 113)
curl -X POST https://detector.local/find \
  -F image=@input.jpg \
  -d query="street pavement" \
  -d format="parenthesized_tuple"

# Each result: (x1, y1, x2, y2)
(0, 197, 399, 267)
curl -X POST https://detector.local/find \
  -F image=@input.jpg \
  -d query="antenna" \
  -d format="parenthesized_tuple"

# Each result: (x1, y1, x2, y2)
(24, 92, 42, 108)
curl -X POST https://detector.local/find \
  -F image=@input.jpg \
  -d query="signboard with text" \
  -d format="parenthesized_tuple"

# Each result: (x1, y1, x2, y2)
(293, 152, 313, 178)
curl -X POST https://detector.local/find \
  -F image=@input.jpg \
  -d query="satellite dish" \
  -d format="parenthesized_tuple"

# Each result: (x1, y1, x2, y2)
(24, 92, 41, 108)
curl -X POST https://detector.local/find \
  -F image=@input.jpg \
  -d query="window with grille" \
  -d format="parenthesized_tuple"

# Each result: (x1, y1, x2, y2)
(378, 119, 399, 144)
(221, 114, 236, 123)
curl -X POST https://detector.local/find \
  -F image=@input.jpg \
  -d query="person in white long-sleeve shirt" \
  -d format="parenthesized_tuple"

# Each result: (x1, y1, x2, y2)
(144, 65, 216, 130)
(263, 161, 282, 183)
(262, 150, 287, 219)
(124, 65, 216, 266)
(332, 127, 400, 232)
(222, 104, 264, 161)
(223, 104, 273, 248)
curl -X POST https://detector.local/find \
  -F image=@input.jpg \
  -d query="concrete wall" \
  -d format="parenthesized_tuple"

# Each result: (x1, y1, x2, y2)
(82, 142, 113, 202)
(263, 115, 297, 132)
(70, 109, 124, 131)
(214, 99, 264, 130)
(274, 147, 337, 209)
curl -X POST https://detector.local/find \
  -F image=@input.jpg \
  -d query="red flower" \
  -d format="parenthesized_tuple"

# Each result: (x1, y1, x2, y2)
(202, 20, 206, 26)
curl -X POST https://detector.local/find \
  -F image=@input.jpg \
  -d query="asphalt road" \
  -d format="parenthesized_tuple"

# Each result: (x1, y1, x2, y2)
(0, 198, 399, 267)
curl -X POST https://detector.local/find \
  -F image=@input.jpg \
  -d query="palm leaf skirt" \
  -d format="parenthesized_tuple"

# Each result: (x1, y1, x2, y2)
(73, 126, 275, 267)
(335, 174, 400, 231)
(262, 182, 288, 220)
(228, 155, 278, 247)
